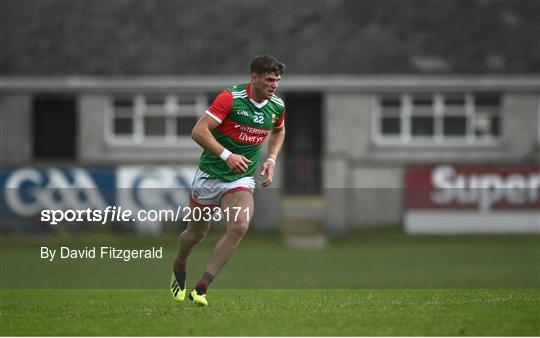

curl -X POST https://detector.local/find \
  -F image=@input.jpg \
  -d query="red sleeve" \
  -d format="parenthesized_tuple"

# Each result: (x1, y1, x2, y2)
(275, 108, 286, 128)
(206, 90, 233, 124)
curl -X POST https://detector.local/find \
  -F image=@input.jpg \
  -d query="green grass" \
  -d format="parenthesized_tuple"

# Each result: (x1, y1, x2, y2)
(1, 289, 539, 336)
(1, 229, 539, 335)
(2, 229, 539, 288)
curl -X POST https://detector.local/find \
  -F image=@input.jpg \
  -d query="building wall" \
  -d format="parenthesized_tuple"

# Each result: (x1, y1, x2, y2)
(0, 94, 32, 165)
(2, 77, 538, 232)
(77, 95, 106, 163)
(323, 91, 540, 231)
(503, 93, 540, 160)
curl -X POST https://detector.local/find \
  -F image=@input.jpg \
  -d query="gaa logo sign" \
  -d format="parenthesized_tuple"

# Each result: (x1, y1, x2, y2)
(2, 167, 109, 216)
(116, 166, 196, 211)
(1, 166, 197, 217)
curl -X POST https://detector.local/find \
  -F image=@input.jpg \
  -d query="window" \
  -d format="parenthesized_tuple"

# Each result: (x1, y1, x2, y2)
(473, 94, 500, 138)
(108, 93, 205, 145)
(375, 92, 501, 145)
(442, 94, 467, 137)
(112, 96, 134, 136)
(143, 95, 167, 137)
(380, 96, 401, 136)
(411, 95, 434, 137)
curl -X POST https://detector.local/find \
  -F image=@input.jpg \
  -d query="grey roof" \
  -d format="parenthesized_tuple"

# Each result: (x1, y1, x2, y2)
(1, 0, 539, 76)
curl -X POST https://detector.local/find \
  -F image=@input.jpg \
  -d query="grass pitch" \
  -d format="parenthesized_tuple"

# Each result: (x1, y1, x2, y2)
(1, 289, 538, 336)
(1, 229, 539, 335)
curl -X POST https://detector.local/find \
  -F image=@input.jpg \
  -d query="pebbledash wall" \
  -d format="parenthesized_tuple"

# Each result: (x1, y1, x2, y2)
(1, 75, 540, 232)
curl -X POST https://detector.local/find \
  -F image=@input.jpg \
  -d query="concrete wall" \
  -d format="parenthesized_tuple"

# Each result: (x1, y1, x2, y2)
(323, 91, 540, 231)
(503, 92, 540, 160)
(348, 166, 403, 228)
(322, 92, 402, 230)
(77, 95, 106, 163)
(2, 78, 538, 232)
(0, 94, 32, 165)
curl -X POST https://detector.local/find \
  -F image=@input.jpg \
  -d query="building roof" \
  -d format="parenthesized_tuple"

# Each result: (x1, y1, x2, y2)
(1, 0, 539, 76)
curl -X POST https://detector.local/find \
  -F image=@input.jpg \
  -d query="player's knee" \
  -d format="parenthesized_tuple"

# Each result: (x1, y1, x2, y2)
(191, 230, 207, 243)
(227, 220, 249, 239)
(182, 228, 207, 244)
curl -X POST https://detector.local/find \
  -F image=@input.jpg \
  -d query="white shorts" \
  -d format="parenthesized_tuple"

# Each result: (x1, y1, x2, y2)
(190, 169, 255, 207)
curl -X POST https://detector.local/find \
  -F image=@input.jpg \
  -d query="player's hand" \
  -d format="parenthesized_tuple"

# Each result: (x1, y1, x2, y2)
(260, 158, 276, 187)
(226, 154, 252, 173)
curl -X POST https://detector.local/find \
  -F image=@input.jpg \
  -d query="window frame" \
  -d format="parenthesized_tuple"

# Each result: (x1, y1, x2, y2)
(440, 93, 468, 141)
(373, 92, 502, 147)
(377, 95, 402, 139)
(105, 93, 206, 147)
(409, 93, 437, 141)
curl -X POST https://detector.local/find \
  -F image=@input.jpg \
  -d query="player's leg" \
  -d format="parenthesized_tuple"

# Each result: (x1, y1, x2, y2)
(176, 216, 211, 267)
(171, 204, 211, 302)
(189, 190, 254, 305)
(206, 190, 253, 277)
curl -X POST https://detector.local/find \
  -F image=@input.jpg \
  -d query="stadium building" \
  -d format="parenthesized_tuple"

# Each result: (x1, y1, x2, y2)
(1, 1, 539, 234)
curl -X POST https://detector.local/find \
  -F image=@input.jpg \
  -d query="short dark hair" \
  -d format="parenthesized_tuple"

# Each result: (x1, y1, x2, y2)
(250, 55, 285, 75)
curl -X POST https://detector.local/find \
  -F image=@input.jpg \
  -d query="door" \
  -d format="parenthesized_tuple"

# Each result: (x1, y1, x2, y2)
(282, 93, 322, 195)
(32, 96, 77, 160)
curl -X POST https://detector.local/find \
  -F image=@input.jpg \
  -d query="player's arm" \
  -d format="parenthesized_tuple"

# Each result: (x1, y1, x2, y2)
(260, 124, 285, 187)
(191, 115, 225, 156)
(191, 96, 251, 174)
(267, 125, 285, 160)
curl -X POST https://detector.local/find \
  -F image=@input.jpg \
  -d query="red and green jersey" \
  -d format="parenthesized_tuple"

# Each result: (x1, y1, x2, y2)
(199, 83, 286, 182)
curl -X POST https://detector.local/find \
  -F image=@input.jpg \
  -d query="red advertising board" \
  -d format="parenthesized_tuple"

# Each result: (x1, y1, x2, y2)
(405, 165, 540, 212)
(404, 165, 540, 234)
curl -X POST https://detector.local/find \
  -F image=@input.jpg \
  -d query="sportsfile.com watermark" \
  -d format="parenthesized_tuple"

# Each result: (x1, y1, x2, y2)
(40, 205, 251, 225)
